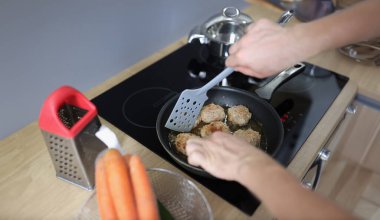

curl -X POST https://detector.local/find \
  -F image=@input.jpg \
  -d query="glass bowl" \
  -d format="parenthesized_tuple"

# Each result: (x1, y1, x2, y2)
(78, 168, 213, 220)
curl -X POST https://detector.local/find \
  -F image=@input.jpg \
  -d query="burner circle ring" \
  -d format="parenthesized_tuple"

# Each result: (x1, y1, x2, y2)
(122, 87, 177, 129)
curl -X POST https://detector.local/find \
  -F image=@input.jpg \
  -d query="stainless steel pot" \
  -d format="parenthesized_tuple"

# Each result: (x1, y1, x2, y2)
(188, 7, 294, 59)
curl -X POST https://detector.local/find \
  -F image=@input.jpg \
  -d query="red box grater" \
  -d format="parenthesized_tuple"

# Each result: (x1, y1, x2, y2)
(39, 85, 108, 190)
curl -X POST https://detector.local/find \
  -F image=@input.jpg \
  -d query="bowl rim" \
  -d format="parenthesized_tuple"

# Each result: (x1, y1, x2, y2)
(147, 167, 213, 220)
(78, 168, 214, 220)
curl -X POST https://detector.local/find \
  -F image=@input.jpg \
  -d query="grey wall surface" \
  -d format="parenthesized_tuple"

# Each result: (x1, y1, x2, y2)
(0, 0, 248, 139)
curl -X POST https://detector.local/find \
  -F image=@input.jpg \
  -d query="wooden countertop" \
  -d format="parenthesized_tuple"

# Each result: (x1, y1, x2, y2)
(0, 1, 378, 219)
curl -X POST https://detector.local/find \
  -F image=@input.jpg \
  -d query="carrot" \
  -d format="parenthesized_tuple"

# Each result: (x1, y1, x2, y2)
(95, 155, 118, 220)
(103, 149, 138, 220)
(128, 155, 159, 220)
(123, 153, 132, 164)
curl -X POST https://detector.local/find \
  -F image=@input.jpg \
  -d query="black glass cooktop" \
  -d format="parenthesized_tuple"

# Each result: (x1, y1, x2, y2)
(91, 42, 348, 215)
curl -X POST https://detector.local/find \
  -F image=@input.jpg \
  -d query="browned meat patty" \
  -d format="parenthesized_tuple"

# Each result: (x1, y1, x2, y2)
(200, 121, 230, 137)
(227, 105, 252, 126)
(233, 128, 261, 147)
(193, 115, 202, 128)
(175, 133, 198, 155)
(200, 103, 226, 123)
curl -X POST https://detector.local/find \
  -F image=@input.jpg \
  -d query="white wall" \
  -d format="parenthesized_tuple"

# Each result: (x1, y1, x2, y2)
(0, 0, 248, 139)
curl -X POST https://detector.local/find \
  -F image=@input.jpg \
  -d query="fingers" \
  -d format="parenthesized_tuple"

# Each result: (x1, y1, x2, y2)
(227, 18, 286, 78)
(228, 41, 239, 54)
(186, 138, 207, 167)
(226, 55, 265, 78)
(186, 132, 258, 181)
(186, 133, 223, 168)
(226, 44, 247, 68)
(227, 35, 257, 76)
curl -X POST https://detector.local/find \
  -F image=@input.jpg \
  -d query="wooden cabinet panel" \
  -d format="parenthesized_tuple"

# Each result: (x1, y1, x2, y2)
(362, 129, 380, 172)
(317, 100, 380, 219)
(335, 102, 380, 174)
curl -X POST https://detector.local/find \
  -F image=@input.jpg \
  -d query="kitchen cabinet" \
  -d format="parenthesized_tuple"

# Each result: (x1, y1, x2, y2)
(301, 98, 358, 190)
(315, 97, 380, 219)
(324, 98, 380, 172)
(338, 100, 380, 171)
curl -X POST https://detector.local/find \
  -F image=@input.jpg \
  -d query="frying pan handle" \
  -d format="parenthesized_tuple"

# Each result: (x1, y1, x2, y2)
(255, 63, 305, 100)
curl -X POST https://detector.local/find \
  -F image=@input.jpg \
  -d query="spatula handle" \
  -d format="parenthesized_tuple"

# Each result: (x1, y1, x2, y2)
(198, 67, 235, 94)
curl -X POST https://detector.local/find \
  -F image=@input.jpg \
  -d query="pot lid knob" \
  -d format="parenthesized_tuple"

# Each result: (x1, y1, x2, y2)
(223, 7, 240, 18)
(206, 7, 252, 44)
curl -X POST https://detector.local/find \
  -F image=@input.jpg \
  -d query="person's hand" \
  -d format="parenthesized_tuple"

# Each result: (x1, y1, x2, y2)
(226, 19, 305, 78)
(186, 131, 273, 181)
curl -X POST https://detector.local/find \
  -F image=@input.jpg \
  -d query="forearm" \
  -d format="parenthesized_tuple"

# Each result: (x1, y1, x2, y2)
(237, 156, 355, 219)
(292, 0, 380, 59)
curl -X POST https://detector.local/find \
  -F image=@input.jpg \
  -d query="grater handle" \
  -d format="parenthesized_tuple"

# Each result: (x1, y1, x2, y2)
(95, 125, 126, 154)
(39, 85, 98, 138)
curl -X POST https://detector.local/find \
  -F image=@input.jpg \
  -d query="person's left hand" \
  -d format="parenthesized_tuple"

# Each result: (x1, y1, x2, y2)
(186, 132, 271, 181)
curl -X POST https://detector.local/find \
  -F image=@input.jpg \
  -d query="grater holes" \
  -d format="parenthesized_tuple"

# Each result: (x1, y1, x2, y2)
(49, 139, 78, 180)
(58, 104, 88, 129)
(45, 135, 85, 183)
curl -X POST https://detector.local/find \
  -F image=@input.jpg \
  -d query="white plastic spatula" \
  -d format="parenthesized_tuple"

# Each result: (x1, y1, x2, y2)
(165, 67, 235, 132)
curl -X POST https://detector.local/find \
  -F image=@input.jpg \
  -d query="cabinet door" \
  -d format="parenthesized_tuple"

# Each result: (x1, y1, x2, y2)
(317, 100, 380, 219)
(337, 102, 380, 173)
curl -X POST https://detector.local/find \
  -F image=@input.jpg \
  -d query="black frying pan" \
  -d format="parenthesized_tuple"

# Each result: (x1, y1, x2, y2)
(156, 63, 305, 177)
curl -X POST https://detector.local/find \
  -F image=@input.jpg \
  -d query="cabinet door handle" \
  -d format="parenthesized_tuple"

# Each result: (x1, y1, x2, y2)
(346, 103, 357, 114)
(302, 148, 330, 190)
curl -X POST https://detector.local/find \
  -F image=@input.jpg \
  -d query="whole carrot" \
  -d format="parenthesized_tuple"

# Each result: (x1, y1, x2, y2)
(128, 155, 159, 220)
(95, 156, 118, 220)
(103, 149, 138, 220)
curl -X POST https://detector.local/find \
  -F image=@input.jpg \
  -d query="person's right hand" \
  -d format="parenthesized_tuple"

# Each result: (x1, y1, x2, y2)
(186, 132, 274, 182)
(226, 19, 308, 78)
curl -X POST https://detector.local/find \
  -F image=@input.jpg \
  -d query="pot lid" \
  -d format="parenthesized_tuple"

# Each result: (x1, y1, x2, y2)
(202, 7, 253, 44)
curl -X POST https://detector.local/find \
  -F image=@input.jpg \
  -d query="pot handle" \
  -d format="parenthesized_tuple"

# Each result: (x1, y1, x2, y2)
(255, 63, 305, 100)
(188, 26, 208, 44)
(277, 9, 295, 26)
